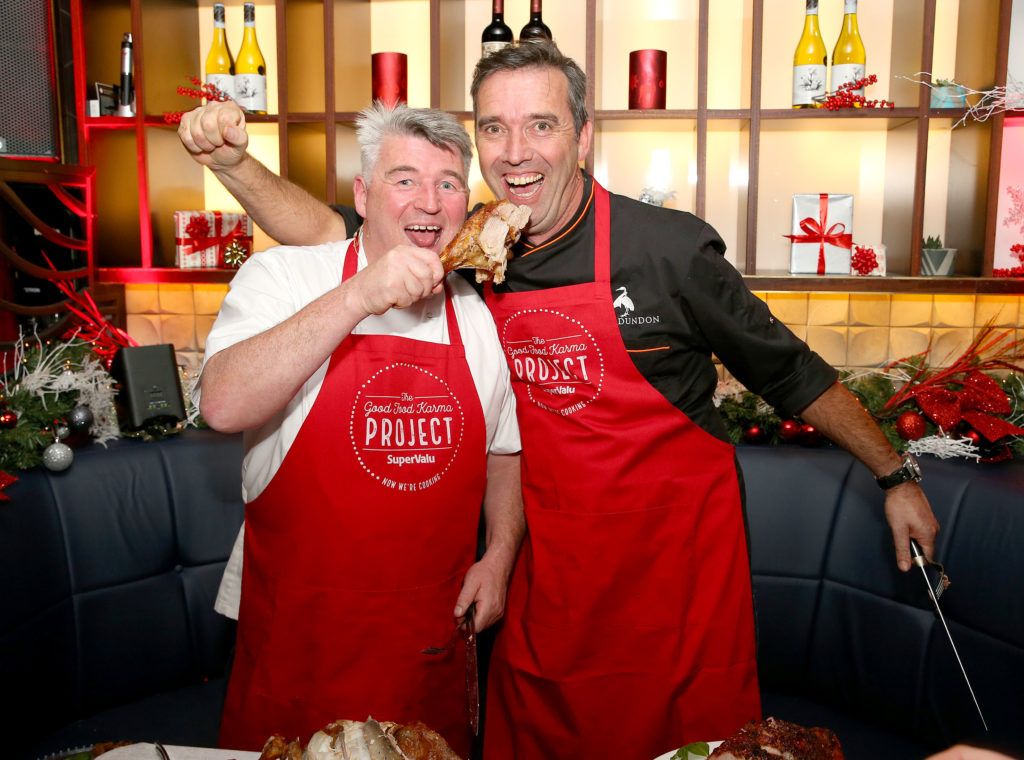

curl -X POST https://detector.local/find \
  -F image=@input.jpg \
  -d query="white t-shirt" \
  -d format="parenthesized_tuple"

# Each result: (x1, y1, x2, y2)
(198, 239, 520, 619)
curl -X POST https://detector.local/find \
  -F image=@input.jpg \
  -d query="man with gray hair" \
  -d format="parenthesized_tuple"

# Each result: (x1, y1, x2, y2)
(193, 102, 522, 754)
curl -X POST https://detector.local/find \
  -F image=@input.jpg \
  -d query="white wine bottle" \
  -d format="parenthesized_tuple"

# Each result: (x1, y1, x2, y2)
(205, 3, 235, 102)
(792, 0, 827, 108)
(482, 0, 514, 58)
(235, 2, 267, 114)
(831, 0, 866, 97)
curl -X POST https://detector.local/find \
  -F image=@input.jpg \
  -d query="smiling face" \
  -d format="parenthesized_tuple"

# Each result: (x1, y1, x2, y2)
(354, 134, 469, 261)
(475, 66, 592, 246)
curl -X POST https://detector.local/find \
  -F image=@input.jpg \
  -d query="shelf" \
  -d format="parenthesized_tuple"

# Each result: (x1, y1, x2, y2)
(84, 116, 136, 130)
(745, 274, 1024, 294)
(91, 267, 1024, 295)
(97, 267, 236, 284)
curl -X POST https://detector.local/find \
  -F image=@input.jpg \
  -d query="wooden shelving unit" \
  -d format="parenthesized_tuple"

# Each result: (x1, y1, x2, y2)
(72, 0, 1017, 290)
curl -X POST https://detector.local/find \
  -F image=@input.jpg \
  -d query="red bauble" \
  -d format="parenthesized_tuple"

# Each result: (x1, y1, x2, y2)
(896, 411, 927, 441)
(963, 429, 982, 447)
(0, 410, 17, 429)
(778, 419, 801, 442)
(799, 423, 821, 447)
(743, 425, 765, 444)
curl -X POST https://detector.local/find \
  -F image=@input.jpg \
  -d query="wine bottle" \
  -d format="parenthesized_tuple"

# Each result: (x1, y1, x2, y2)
(831, 0, 866, 98)
(205, 3, 235, 102)
(792, 0, 827, 108)
(519, 0, 552, 43)
(235, 2, 267, 114)
(482, 0, 514, 58)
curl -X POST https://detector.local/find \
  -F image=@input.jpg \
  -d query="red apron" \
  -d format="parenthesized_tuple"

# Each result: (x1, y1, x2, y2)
(220, 240, 485, 757)
(483, 183, 760, 758)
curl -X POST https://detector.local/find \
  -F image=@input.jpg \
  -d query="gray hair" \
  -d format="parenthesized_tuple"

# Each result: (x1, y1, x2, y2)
(470, 42, 589, 138)
(356, 101, 473, 182)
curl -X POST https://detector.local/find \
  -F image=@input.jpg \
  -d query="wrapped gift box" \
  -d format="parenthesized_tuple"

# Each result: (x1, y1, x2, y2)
(174, 211, 253, 269)
(787, 193, 854, 275)
(851, 243, 886, 276)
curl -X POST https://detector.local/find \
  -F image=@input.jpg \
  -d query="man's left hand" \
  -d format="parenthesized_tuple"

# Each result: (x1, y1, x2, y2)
(454, 555, 510, 632)
(884, 482, 940, 571)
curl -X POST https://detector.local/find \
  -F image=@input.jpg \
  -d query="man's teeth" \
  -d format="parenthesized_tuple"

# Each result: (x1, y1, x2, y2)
(408, 225, 441, 231)
(507, 174, 542, 186)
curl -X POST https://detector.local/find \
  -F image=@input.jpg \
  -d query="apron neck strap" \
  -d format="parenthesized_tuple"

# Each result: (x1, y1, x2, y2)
(593, 180, 611, 285)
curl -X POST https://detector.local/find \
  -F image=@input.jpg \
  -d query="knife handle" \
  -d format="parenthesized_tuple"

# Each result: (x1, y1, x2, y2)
(909, 538, 927, 567)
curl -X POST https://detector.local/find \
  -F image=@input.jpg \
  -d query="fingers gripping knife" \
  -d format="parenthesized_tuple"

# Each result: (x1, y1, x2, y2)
(909, 539, 988, 731)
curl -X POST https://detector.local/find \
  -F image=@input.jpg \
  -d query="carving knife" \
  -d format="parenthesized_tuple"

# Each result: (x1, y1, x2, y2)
(909, 539, 988, 731)
(462, 602, 480, 736)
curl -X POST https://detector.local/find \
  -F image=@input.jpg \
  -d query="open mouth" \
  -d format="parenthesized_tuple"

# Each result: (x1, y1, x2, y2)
(504, 173, 543, 200)
(405, 224, 443, 249)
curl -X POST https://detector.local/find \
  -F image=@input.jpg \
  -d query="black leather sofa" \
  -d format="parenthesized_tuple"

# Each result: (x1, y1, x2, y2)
(3, 431, 1021, 759)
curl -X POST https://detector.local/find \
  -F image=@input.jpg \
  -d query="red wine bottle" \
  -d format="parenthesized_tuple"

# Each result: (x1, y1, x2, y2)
(519, 0, 552, 43)
(482, 0, 513, 57)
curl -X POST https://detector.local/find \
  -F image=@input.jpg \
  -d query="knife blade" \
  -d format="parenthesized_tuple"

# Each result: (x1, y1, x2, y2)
(909, 539, 988, 731)
(461, 602, 480, 736)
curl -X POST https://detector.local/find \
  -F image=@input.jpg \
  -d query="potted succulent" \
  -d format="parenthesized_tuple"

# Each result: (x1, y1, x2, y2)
(930, 78, 968, 108)
(920, 235, 957, 276)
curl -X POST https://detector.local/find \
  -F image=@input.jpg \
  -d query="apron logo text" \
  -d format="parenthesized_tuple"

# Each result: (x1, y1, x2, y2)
(501, 309, 605, 417)
(350, 363, 464, 491)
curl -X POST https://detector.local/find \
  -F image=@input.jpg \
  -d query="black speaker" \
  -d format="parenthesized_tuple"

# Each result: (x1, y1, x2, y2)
(110, 345, 187, 429)
(0, 0, 77, 161)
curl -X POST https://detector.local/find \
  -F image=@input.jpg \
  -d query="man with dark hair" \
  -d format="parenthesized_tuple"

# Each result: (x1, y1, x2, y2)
(195, 103, 521, 755)
(181, 44, 938, 759)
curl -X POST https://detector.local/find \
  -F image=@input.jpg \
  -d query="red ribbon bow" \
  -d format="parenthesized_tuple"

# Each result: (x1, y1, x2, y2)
(176, 212, 251, 266)
(785, 194, 854, 275)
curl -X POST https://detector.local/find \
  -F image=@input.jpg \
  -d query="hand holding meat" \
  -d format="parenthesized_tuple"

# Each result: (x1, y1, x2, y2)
(349, 245, 445, 315)
(178, 100, 249, 170)
(439, 200, 530, 283)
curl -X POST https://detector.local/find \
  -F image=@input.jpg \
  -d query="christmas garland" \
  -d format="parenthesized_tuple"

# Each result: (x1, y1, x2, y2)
(1, 283, 204, 495)
(716, 326, 1024, 463)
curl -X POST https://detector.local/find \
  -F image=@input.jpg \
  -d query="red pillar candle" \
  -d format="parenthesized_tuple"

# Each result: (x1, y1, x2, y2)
(628, 49, 667, 110)
(371, 52, 408, 106)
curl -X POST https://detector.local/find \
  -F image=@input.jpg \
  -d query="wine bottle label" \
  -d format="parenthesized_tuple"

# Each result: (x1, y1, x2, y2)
(793, 64, 826, 104)
(206, 73, 235, 100)
(235, 73, 267, 112)
(482, 40, 512, 56)
(832, 63, 865, 95)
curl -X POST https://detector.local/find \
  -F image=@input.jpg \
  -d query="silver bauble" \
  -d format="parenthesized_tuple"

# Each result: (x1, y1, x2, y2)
(43, 442, 74, 472)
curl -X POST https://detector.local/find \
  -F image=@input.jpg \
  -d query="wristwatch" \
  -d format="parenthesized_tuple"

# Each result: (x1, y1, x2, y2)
(876, 454, 923, 490)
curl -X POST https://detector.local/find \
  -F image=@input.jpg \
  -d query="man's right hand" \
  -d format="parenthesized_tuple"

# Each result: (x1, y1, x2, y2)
(178, 100, 249, 170)
(348, 245, 445, 316)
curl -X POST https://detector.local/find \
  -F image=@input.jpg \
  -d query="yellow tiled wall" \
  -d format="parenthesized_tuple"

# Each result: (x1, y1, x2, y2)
(126, 285, 1024, 374)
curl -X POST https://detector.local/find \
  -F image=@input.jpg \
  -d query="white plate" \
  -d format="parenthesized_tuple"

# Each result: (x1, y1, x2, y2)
(99, 744, 260, 760)
(653, 741, 723, 760)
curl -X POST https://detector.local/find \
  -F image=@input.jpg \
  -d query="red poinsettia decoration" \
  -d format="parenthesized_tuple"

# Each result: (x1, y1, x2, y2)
(883, 327, 1024, 443)
(0, 470, 17, 502)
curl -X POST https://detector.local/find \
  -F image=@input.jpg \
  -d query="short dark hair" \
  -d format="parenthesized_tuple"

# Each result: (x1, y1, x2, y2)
(470, 42, 589, 138)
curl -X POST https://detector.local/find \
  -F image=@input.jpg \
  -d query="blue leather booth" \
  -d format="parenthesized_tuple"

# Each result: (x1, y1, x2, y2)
(3, 432, 1021, 759)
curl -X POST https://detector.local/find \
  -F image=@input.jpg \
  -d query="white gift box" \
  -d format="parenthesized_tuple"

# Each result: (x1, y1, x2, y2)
(787, 193, 854, 275)
(851, 243, 886, 276)
(173, 211, 253, 269)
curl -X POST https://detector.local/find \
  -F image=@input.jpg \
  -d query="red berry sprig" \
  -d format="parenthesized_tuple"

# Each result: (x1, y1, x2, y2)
(163, 75, 232, 124)
(819, 74, 895, 111)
